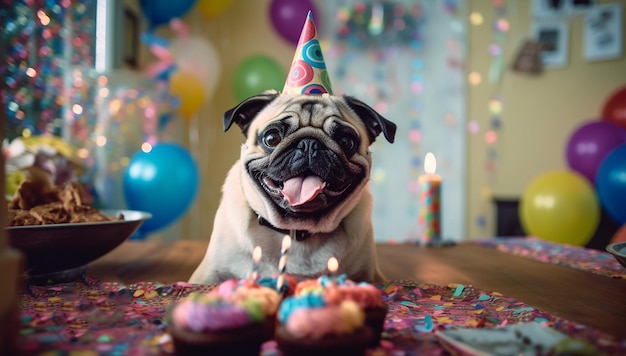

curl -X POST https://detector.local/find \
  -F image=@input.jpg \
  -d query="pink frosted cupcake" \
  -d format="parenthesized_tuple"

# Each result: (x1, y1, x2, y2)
(167, 280, 279, 355)
(276, 293, 371, 356)
(207, 278, 280, 340)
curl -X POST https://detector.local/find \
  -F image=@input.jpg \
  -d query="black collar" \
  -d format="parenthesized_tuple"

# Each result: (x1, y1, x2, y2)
(256, 214, 311, 241)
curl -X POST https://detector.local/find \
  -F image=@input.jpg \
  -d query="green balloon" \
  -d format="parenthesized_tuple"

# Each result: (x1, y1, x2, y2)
(233, 55, 285, 102)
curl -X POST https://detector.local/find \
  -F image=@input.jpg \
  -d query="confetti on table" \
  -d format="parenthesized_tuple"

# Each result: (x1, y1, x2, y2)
(472, 237, 626, 279)
(15, 278, 626, 355)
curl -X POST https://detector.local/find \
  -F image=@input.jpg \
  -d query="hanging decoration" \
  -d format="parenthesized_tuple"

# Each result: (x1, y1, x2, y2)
(142, 19, 221, 123)
(335, 1, 426, 49)
(329, 1, 466, 242)
(474, 0, 509, 232)
(1, 0, 96, 141)
(328, 1, 427, 243)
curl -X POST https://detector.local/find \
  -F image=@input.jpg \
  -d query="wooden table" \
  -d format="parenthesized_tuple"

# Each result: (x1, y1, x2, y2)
(87, 240, 626, 339)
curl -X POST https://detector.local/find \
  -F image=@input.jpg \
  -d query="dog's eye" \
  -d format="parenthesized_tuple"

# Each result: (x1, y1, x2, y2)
(262, 129, 282, 148)
(339, 135, 358, 155)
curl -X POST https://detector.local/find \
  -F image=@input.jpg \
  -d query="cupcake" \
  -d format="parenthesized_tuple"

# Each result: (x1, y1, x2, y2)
(323, 277, 388, 347)
(296, 275, 388, 347)
(208, 278, 281, 340)
(167, 280, 280, 355)
(276, 293, 372, 356)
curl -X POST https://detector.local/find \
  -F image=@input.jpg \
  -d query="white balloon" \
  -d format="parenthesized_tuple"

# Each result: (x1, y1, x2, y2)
(169, 36, 221, 98)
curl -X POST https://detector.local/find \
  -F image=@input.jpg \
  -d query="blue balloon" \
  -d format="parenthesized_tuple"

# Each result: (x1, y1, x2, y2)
(139, 0, 197, 28)
(596, 143, 626, 225)
(123, 143, 199, 234)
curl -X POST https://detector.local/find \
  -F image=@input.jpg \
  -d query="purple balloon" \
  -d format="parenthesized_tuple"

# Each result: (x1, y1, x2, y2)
(566, 120, 626, 184)
(269, 0, 317, 45)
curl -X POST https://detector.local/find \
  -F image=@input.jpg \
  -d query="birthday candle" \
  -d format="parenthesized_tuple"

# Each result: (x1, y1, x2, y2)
(327, 257, 338, 275)
(418, 152, 441, 245)
(276, 235, 291, 294)
(321, 256, 339, 287)
(249, 246, 262, 280)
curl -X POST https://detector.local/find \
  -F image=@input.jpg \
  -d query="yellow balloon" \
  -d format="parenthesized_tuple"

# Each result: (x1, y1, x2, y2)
(519, 170, 600, 246)
(197, 0, 232, 19)
(169, 71, 207, 121)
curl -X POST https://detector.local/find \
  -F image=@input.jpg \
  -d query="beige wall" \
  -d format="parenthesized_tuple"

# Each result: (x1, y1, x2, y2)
(133, 0, 626, 240)
(467, 0, 626, 239)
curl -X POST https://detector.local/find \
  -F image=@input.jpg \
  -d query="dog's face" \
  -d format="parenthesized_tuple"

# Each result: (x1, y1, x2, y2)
(224, 90, 396, 233)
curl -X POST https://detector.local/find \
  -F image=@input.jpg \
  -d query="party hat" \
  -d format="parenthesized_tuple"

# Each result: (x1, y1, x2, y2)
(282, 11, 333, 95)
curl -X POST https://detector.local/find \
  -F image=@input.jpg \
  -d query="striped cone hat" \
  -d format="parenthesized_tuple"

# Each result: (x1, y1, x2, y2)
(282, 11, 333, 95)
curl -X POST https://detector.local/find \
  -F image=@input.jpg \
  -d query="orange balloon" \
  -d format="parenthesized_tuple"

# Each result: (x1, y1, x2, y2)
(611, 224, 626, 244)
(169, 71, 206, 121)
(197, 0, 232, 19)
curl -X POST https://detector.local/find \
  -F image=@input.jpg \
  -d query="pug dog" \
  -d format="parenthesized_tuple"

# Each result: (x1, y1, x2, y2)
(189, 90, 396, 285)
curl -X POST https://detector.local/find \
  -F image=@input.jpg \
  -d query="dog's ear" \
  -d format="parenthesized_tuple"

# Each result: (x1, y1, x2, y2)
(224, 90, 280, 135)
(343, 96, 397, 144)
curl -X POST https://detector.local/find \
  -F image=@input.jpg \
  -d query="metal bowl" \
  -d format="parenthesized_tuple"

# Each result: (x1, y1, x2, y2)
(606, 242, 626, 269)
(6, 209, 151, 280)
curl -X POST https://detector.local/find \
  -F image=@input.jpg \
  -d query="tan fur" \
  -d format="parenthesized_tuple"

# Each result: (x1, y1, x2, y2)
(189, 93, 395, 285)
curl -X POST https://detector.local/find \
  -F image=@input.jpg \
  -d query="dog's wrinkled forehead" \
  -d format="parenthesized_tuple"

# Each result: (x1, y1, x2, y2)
(224, 90, 396, 144)
(250, 95, 361, 136)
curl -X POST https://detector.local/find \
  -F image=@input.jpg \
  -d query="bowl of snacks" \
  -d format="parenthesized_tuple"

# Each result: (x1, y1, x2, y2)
(6, 180, 151, 283)
(4, 136, 151, 283)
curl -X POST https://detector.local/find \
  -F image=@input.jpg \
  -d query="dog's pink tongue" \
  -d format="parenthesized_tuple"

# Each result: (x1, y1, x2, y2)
(281, 176, 326, 206)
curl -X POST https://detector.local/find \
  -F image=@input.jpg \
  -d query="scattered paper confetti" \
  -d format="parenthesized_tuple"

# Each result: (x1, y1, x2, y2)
(14, 278, 626, 355)
(473, 237, 626, 279)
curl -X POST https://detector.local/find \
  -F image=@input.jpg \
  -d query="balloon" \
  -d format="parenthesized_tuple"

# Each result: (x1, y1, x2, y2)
(169, 70, 207, 121)
(269, 0, 317, 45)
(565, 120, 626, 184)
(197, 0, 232, 19)
(139, 0, 197, 28)
(596, 143, 626, 225)
(233, 55, 285, 102)
(601, 86, 626, 131)
(519, 170, 600, 246)
(169, 36, 221, 98)
(611, 224, 626, 244)
(123, 143, 199, 234)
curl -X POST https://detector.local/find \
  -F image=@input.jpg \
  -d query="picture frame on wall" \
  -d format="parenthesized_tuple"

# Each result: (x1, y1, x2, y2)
(532, 22, 569, 68)
(532, 0, 596, 19)
(569, 0, 596, 15)
(584, 3, 623, 62)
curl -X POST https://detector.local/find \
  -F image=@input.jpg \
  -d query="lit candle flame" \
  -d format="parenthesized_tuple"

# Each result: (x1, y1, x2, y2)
(424, 152, 437, 174)
(327, 257, 339, 274)
(281, 235, 292, 252)
(252, 246, 262, 263)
